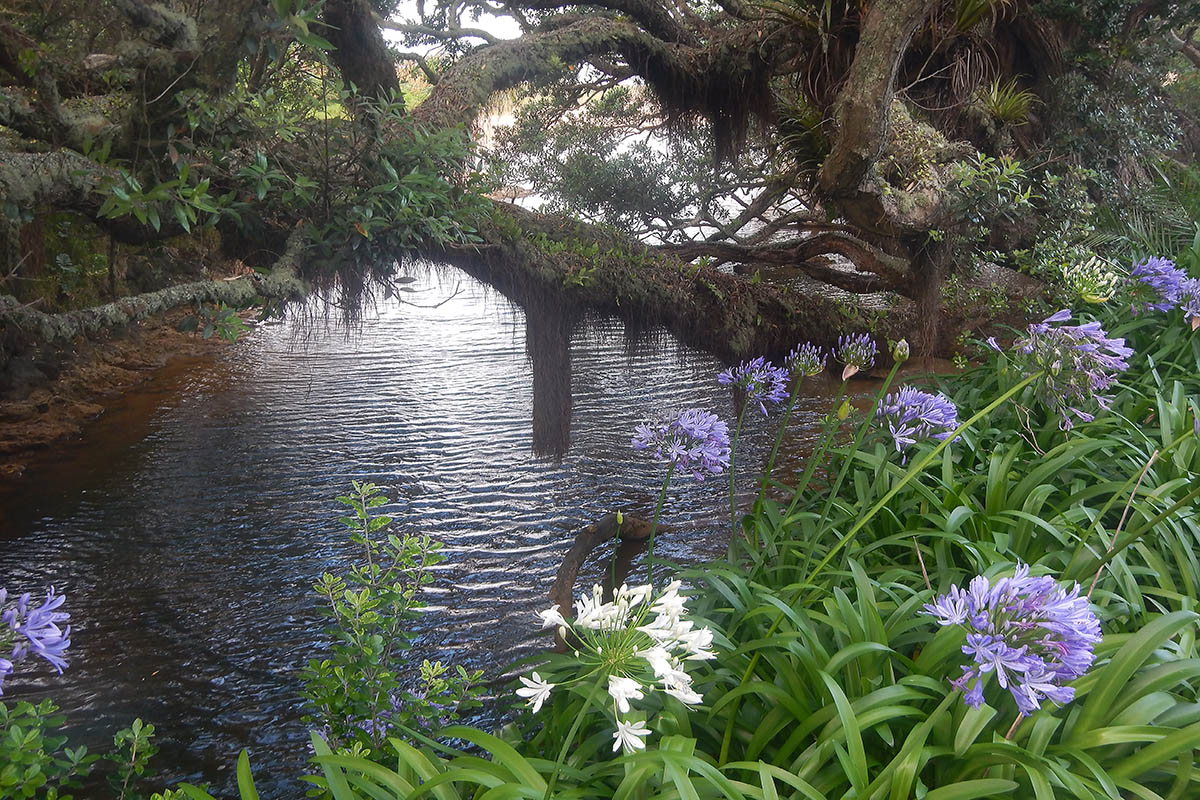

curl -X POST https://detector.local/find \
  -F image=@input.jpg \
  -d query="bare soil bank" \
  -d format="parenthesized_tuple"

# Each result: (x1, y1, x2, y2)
(0, 311, 235, 479)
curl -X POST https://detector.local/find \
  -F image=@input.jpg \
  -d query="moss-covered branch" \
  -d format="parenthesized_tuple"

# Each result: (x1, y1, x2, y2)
(432, 204, 913, 362)
(0, 230, 310, 343)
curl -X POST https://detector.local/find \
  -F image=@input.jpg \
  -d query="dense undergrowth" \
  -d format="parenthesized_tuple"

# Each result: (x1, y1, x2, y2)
(4, 243, 1200, 798)
(216, 248, 1198, 796)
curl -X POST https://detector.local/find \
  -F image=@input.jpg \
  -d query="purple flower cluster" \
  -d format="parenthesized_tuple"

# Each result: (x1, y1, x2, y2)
(875, 387, 958, 454)
(632, 408, 731, 480)
(1, 587, 71, 694)
(785, 342, 827, 378)
(1129, 257, 1188, 314)
(924, 565, 1100, 715)
(717, 357, 789, 415)
(1181, 278, 1200, 321)
(1013, 310, 1133, 430)
(834, 333, 877, 379)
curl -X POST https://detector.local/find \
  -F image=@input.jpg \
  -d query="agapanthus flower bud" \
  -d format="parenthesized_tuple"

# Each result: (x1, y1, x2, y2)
(717, 357, 789, 415)
(892, 339, 911, 363)
(834, 333, 877, 380)
(1129, 256, 1187, 314)
(1060, 255, 1119, 303)
(785, 342, 827, 378)
(923, 565, 1100, 715)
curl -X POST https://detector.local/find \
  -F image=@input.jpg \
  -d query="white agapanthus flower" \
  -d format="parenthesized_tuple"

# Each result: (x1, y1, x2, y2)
(516, 671, 555, 713)
(612, 719, 651, 754)
(538, 604, 568, 629)
(607, 674, 645, 713)
(514, 580, 715, 754)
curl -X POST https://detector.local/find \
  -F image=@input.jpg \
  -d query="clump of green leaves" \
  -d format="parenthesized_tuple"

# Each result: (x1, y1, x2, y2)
(976, 77, 1040, 125)
(0, 699, 96, 799)
(176, 303, 250, 342)
(300, 482, 482, 758)
(106, 719, 158, 800)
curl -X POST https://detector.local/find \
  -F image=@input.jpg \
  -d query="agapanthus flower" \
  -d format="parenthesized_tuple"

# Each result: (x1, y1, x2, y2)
(923, 565, 1100, 715)
(520, 581, 713, 751)
(613, 719, 651, 754)
(1181, 278, 1200, 329)
(875, 386, 958, 456)
(1008, 310, 1132, 430)
(0, 586, 71, 694)
(517, 672, 555, 713)
(785, 342, 827, 378)
(717, 357, 789, 415)
(632, 408, 730, 479)
(1129, 256, 1187, 313)
(834, 333, 877, 379)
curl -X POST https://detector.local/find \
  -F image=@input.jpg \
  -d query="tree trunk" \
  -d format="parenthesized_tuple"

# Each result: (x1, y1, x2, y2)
(322, 0, 403, 105)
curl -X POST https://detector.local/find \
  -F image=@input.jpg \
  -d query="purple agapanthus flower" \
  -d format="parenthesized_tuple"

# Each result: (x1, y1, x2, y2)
(0, 586, 71, 694)
(717, 357, 789, 415)
(785, 342, 827, 378)
(1010, 310, 1132, 430)
(924, 565, 1100, 715)
(876, 387, 958, 455)
(1180, 278, 1200, 322)
(834, 333, 877, 379)
(1129, 256, 1187, 314)
(632, 408, 731, 479)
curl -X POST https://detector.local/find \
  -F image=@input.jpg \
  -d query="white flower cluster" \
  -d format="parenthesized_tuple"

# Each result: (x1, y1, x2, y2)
(516, 580, 715, 755)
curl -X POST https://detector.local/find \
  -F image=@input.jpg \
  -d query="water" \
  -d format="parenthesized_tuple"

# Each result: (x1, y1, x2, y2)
(0, 270, 840, 795)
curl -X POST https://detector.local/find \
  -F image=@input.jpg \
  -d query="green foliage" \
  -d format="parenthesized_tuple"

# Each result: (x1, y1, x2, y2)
(0, 699, 96, 799)
(300, 482, 483, 758)
(107, 719, 159, 800)
(0, 701, 166, 800)
(196, 246, 1200, 800)
(97, 161, 224, 236)
(950, 152, 1033, 224)
(953, 0, 1015, 31)
(975, 77, 1039, 125)
(176, 304, 250, 342)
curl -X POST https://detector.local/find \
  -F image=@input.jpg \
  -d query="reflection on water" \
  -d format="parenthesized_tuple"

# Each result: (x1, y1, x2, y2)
(0, 270, 843, 796)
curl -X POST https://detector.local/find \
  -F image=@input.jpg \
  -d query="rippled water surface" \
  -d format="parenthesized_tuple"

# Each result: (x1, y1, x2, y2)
(0, 271, 839, 795)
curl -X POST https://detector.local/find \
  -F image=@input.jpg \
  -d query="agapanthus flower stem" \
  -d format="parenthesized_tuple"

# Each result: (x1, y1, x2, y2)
(751, 378, 805, 547)
(777, 380, 851, 557)
(728, 404, 747, 537)
(647, 462, 675, 579)
(814, 359, 904, 532)
(543, 674, 605, 800)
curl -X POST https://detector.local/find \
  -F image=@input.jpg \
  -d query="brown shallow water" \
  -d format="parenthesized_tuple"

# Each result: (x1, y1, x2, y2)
(0, 270, 849, 796)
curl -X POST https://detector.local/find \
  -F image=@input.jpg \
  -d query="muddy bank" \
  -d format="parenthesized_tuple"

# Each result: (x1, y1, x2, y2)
(0, 310, 239, 479)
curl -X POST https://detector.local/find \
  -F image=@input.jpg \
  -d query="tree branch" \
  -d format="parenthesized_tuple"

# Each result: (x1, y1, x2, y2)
(513, 0, 697, 44)
(658, 230, 911, 291)
(1, 230, 310, 343)
(380, 19, 501, 44)
(430, 203, 913, 362)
